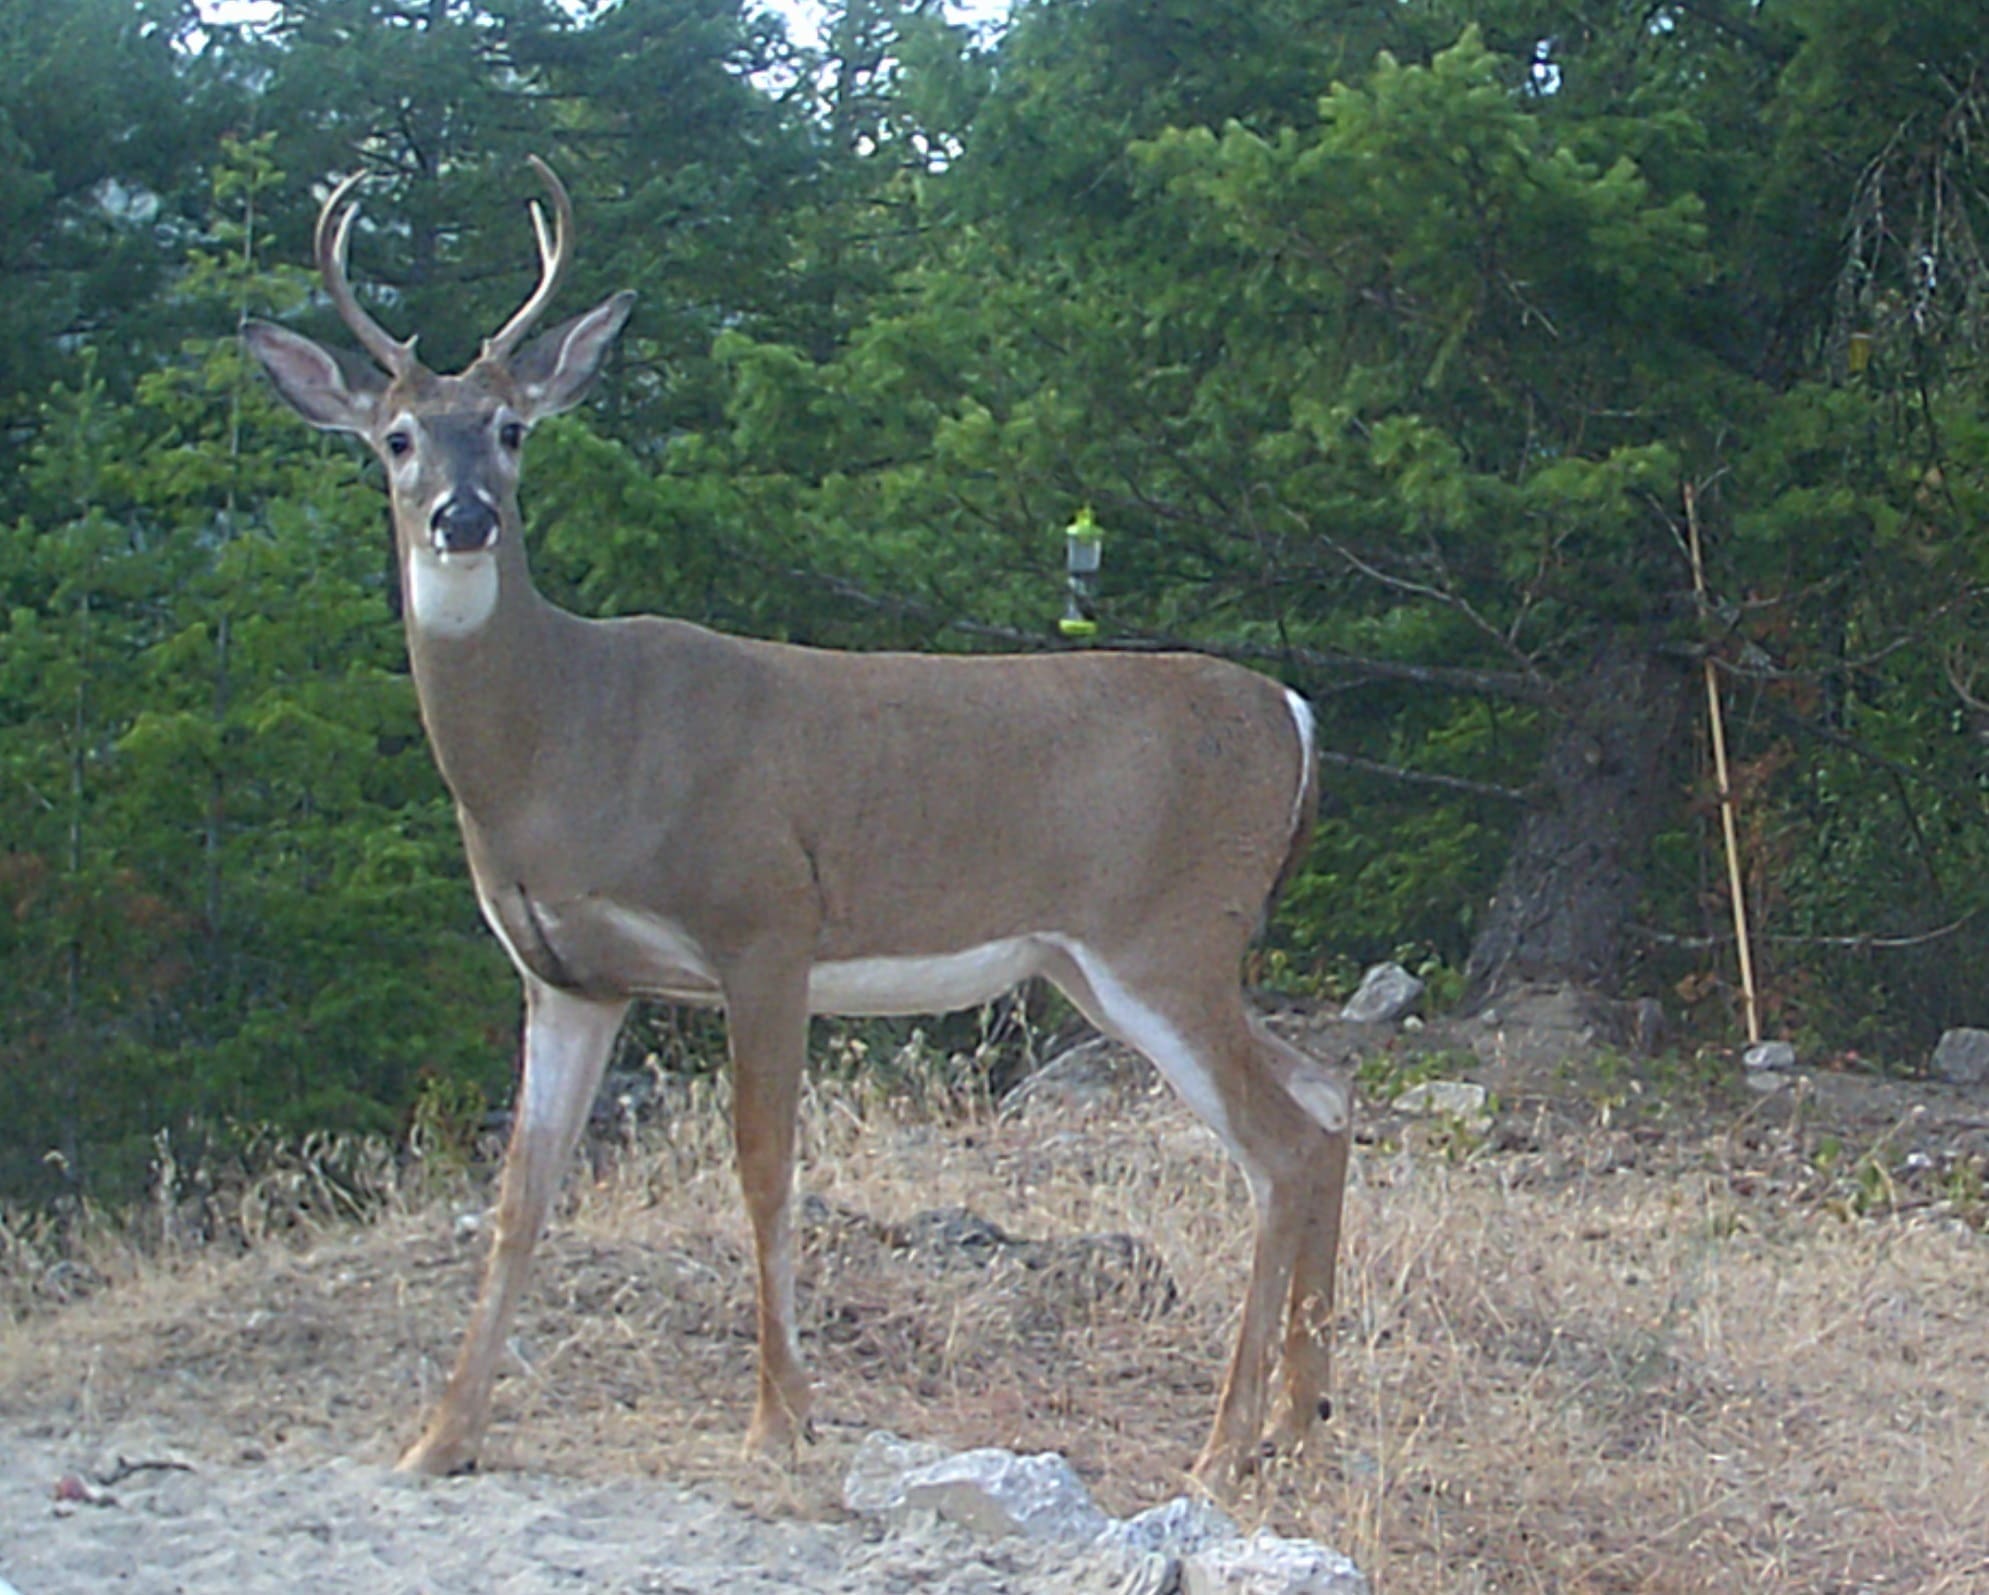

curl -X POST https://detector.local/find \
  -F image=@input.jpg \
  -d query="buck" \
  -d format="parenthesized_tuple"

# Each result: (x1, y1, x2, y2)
(244, 159, 1351, 1486)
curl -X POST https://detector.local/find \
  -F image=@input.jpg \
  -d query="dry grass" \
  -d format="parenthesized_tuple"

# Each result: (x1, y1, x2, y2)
(3, 1052, 1987, 1593)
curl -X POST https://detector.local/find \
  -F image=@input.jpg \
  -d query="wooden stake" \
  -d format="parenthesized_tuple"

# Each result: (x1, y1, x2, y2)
(1685, 483, 1761, 1045)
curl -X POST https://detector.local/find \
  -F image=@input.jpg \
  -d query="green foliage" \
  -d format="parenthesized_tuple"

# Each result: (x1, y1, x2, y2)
(1354, 1046, 1477, 1105)
(9, 0, 1989, 1210)
(407, 1071, 491, 1177)
(0, 137, 509, 1205)
(0, 0, 227, 466)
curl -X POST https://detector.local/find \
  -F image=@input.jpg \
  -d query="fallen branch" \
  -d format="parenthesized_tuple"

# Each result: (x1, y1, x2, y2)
(97, 1456, 196, 1488)
(1316, 749, 1527, 803)
(1631, 908, 1981, 952)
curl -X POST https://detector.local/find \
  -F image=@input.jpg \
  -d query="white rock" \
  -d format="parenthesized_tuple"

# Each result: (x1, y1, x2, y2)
(842, 1431, 950, 1515)
(1116, 1553, 1181, 1595)
(1339, 962, 1424, 1024)
(1098, 1494, 1237, 1557)
(1930, 1027, 1989, 1087)
(895, 1447, 1112, 1543)
(1184, 1530, 1371, 1595)
(1393, 1080, 1489, 1121)
(1742, 1041, 1797, 1072)
(999, 1037, 1147, 1119)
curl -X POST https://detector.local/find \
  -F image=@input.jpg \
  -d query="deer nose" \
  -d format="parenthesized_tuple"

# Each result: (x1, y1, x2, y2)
(430, 496, 499, 554)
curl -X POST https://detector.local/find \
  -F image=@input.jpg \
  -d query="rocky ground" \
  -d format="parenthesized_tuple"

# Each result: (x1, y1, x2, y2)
(0, 1426, 1174, 1595)
(3, 987, 1986, 1593)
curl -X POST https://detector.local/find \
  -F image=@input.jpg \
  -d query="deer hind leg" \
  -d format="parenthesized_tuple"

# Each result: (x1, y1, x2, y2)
(723, 956, 815, 1457)
(1254, 1017, 1351, 1457)
(400, 977, 629, 1475)
(1045, 941, 1349, 1488)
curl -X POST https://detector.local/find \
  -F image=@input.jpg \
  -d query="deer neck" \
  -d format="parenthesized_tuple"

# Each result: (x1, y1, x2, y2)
(399, 531, 577, 825)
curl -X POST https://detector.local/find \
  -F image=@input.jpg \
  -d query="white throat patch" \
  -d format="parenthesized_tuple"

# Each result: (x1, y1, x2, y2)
(406, 548, 500, 639)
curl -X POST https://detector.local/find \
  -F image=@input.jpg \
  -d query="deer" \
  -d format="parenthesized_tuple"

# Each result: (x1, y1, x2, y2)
(243, 158, 1351, 1488)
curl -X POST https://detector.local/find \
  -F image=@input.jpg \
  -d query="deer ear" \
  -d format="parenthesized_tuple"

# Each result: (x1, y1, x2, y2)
(244, 319, 387, 434)
(510, 291, 635, 420)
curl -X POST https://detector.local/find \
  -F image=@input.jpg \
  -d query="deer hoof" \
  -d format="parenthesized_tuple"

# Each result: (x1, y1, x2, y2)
(1190, 1439, 1261, 1494)
(744, 1405, 812, 1459)
(397, 1432, 480, 1477)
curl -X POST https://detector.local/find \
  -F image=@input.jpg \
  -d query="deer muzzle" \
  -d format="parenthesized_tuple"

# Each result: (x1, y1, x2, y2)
(430, 496, 501, 555)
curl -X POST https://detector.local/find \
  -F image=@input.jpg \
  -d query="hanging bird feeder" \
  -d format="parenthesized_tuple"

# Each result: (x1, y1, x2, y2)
(1060, 506, 1103, 639)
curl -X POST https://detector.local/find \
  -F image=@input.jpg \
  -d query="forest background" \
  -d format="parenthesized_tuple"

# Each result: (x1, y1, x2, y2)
(5, 0, 1988, 1206)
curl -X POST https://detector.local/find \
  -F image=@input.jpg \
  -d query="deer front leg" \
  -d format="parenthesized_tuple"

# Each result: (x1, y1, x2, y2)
(724, 956, 815, 1457)
(399, 977, 628, 1475)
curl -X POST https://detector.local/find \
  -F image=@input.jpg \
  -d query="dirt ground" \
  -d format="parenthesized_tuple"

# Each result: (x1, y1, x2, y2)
(3, 988, 1987, 1592)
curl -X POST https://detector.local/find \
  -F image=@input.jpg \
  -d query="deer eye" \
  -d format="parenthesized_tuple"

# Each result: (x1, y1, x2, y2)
(498, 419, 525, 452)
(384, 430, 413, 459)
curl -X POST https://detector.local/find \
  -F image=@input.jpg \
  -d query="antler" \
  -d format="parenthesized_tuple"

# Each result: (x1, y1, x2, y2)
(314, 168, 418, 378)
(480, 156, 574, 364)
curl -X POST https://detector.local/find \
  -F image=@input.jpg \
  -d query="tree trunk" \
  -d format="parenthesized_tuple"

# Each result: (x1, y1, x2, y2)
(1462, 641, 1688, 1009)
